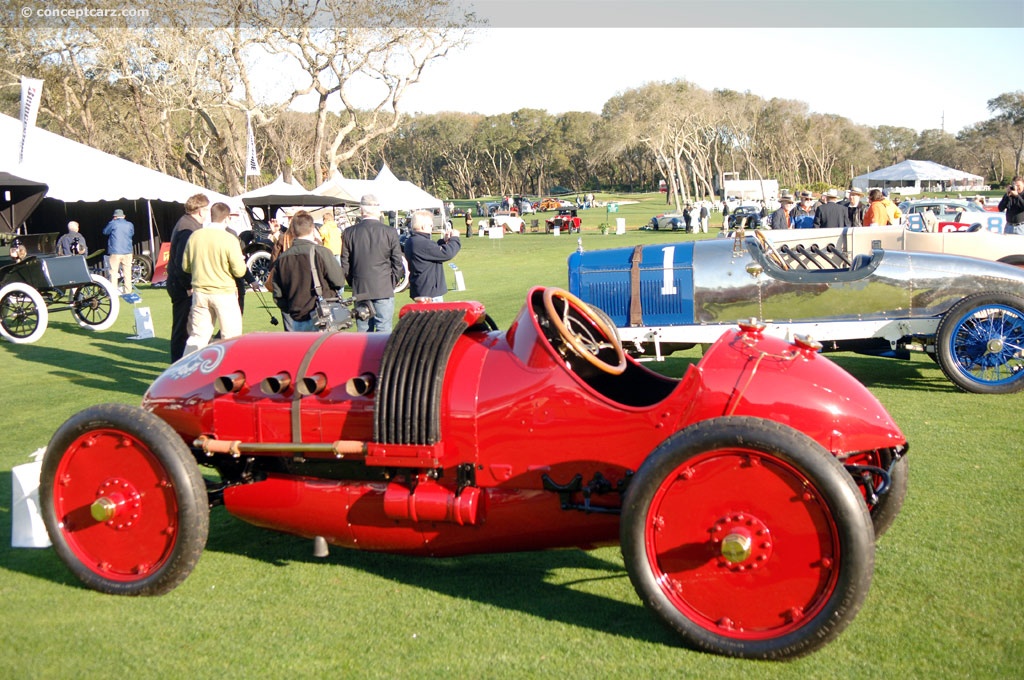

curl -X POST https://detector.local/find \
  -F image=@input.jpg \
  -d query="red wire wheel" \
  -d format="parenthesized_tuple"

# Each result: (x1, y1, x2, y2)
(40, 404, 208, 595)
(621, 417, 874, 659)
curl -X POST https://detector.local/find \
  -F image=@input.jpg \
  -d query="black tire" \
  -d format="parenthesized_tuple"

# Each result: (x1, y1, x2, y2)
(70, 274, 120, 331)
(246, 250, 273, 288)
(844, 448, 908, 538)
(0, 281, 48, 343)
(935, 292, 1024, 394)
(621, 417, 874, 660)
(132, 254, 154, 284)
(40, 404, 209, 595)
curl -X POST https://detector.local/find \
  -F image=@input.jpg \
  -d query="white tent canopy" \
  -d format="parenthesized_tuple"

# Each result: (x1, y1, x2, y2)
(236, 174, 307, 200)
(853, 160, 985, 196)
(0, 112, 234, 205)
(314, 165, 444, 216)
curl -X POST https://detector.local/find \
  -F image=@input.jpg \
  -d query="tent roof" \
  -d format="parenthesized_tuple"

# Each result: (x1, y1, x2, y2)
(314, 168, 442, 213)
(0, 171, 48, 233)
(855, 159, 984, 182)
(236, 174, 307, 200)
(0, 113, 235, 205)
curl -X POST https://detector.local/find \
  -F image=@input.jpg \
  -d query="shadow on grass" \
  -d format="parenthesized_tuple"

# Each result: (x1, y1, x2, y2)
(824, 354, 955, 393)
(201, 510, 675, 646)
(0, 488, 673, 647)
(4, 328, 168, 397)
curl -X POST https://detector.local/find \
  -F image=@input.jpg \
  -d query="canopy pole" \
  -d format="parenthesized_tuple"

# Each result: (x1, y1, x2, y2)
(147, 200, 156, 258)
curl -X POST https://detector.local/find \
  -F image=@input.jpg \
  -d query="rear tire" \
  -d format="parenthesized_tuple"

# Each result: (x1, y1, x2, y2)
(71, 274, 120, 331)
(621, 417, 874, 659)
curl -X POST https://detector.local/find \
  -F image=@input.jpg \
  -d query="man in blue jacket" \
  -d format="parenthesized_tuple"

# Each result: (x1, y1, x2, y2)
(404, 210, 461, 302)
(102, 208, 134, 294)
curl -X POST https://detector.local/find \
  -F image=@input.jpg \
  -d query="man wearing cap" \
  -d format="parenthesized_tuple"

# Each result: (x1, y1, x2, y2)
(843, 188, 868, 227)
(341, 194, 404, 332)
(769, 194, 795, 229)
(791, 191, 817, 229)
(102, 208, 135, 294)
(813, 189, 851, 229)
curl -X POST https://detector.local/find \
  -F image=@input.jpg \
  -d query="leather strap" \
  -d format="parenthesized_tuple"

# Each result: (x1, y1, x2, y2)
(629, 245, 643, 326)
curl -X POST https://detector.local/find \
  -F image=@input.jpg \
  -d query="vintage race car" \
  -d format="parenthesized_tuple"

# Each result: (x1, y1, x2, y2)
(569, 228, 1024, 394)
(41, 288, 907, 659)
(899, 198, 1006, 233)
(539, 197, 573, 212)
(648, 211, 687, 230)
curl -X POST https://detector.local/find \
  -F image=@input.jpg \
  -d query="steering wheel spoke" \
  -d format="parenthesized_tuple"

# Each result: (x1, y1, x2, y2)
(542, 288, 627, 375)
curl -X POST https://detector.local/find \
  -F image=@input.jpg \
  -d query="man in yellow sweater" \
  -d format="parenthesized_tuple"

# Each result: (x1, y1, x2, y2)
(181, 202, 248, 355)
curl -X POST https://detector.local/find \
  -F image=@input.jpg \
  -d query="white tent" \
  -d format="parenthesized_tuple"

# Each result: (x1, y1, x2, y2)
(0, 112, 234, 205)
(236, 174, 307, 200)
(853, 160, 985, 196)
(0, 112, 238, 253)
(314, 164, 444, 215)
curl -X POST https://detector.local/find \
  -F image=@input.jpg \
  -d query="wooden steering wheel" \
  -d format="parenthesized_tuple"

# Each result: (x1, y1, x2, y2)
(542, 288, 627, 375)
(754, 229, 789, 271)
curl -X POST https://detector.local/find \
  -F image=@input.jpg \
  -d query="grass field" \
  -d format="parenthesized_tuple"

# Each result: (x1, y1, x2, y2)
(1, 195, 1022, 678)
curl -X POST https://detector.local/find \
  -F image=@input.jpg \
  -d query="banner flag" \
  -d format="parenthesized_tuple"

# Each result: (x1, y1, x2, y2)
(245, 112, 261, 177)
(19, 77, 43, 164)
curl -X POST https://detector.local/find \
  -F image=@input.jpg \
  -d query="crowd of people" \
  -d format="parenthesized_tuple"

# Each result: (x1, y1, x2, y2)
(162, 192, 460, 363)
(760, 188, 903, 230)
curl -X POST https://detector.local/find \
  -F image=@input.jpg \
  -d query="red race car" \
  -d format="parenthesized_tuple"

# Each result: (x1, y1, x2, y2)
(40, 288, 907, 659)
(545, 207, 581, 233)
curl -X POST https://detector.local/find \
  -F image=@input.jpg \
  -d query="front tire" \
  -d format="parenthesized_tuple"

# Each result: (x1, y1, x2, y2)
(935, 292, 1024, 394)
(0, 281, 48, 343)
(71, 274, 120, 331)
(40, 404, 209, 595)
(621, 417, 874, 659)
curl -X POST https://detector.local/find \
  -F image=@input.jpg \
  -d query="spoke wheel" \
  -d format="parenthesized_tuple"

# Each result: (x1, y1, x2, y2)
(0, 281, 48, 343)
(40, 404, 208, 595)
(621, 417, 874, 660)
(71, 274, 120, 331)
(935, 292, 1024, 394)
(542, 287, 626, 375)
(132, 254, 154, 284)
(245, 250, 273, 288)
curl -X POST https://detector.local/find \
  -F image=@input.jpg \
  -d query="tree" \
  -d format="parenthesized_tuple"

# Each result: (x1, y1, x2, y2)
(872, 125, 918, 167)
(986, 91, 1024, 178)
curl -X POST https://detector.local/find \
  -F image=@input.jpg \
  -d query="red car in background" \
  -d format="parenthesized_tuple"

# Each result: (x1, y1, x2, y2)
(545, 207, 581, 233)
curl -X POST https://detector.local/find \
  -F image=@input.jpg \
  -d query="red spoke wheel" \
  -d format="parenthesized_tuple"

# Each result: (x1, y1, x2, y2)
(621, 417, 874, 659)
(843, 448, 908, 538)
(40, 404, 208, 595)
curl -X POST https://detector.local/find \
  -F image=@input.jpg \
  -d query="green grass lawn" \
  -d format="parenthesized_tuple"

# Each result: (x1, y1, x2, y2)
(1, 197, 1022, 678)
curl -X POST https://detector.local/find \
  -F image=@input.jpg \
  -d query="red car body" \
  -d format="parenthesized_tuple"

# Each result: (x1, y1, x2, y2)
(42, 288, 907, 659)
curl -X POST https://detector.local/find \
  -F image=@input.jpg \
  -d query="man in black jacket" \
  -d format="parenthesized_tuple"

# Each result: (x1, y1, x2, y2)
(271, 211, 346, 332)
(166, 193, 210, 362)
(341, 194, 404, 332)
(813, 189, 851, 229)
(999, 177, 1024, 234)
(404, 210, 461, 302)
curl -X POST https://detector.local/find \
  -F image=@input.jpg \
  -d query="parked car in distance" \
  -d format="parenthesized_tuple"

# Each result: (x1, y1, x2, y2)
(899, 199, 1006, 233)
(492, 210, 526, 234)
(648, 211, 691, 230)
(569, 227, 1024, 393)
(545, 207, 581, 233)
(728, 205, 766, 229)
(539, 197, 572, 212)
